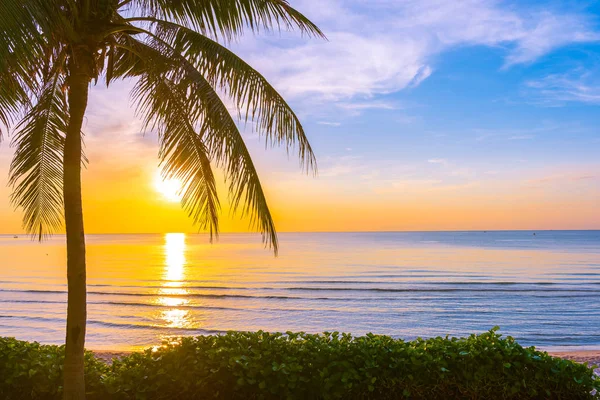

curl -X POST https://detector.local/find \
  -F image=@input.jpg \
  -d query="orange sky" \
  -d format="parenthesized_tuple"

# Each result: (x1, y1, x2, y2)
(0, 134, 598, 234)
(0, 78, 599, 235)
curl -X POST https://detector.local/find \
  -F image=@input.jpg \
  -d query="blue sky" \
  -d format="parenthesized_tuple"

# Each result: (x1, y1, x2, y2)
(237, 0, 600, 195)
(236, 0, 600, 167)
(0, 0, 599, 232)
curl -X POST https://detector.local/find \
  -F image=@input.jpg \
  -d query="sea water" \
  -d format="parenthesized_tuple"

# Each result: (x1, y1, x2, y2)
(0, 231, 598, 350)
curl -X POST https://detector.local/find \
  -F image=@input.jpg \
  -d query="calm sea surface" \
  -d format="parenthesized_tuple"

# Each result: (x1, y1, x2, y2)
(0, 231, 599, 350)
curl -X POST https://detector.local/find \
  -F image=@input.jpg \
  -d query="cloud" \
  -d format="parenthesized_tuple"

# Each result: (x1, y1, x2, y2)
(336, 100, 400, 111)
(428, 158, 448, 165)
(317, 155, 364, 178)
(524, 69, 600, 105)
(472, 123, 564, 141)
(250, 32, 431, 101)
(375, 179, 481, 195)
(237, 0, 599, 103)
(524, 168, 600, 189)
(315, 156, 417, 180)
(503, 12, 600, 67)
(508, 135, 535, 140)
(317, 121, 341, 127)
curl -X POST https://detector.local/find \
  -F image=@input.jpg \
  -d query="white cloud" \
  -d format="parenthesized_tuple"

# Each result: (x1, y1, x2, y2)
(428, 158, 447, 165)
(317, 121, 341, 127)
(336, 100, 400, 111)
(251, 32, 430, 101)
(508, 135, 535, 140)
(503, 12, 600, 67)
(237, 0, 599, 103)
(472, 122, 564, 141)
(524, 69, 600, 105)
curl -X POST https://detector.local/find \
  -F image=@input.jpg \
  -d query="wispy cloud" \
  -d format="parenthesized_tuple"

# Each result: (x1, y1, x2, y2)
(317, 155, 364, 178)
(428, 158, 448, 165)
(472, 123, 563, 142)
(336, 101, 400, 111)
(524, 68, 600, 105)
(508, 135, 535, 140)
(523, 168, 600, 189)
(502, 12, 600, 67)
(317, 121, 342, 127)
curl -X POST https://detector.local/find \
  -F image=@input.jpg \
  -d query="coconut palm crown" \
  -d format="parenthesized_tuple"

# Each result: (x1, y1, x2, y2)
(1, 1, 323, 398)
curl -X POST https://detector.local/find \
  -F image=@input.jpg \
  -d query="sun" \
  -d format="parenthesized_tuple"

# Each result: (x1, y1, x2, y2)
(154, 172, 183, 203)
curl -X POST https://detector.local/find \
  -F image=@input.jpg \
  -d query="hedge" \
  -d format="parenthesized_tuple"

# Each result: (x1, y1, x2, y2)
(1, 328, 598, 399)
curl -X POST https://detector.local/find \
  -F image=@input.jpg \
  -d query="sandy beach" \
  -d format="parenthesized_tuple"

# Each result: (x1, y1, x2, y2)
(548, 351, 600, 375)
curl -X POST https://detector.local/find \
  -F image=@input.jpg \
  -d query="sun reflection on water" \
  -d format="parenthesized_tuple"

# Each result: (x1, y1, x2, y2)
(165, 233, 186, 283)
(156, 233, 191, 329)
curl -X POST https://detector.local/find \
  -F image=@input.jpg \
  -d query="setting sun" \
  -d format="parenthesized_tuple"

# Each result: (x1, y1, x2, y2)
(153, 172, 183, 203)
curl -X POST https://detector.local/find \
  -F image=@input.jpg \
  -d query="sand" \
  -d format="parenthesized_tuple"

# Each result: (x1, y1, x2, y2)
(548, 351, 600, 376)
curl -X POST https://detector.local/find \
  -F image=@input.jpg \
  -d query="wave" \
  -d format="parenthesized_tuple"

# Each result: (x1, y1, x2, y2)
(0, 288, 316, 300)
(88, 320, 226, 333)
(0, 315, 65, 324)
(0, 299, 359, 314)
(0, 315, 225, 333)
(88, 281, 600, 289)
(2, 286, 600, 300)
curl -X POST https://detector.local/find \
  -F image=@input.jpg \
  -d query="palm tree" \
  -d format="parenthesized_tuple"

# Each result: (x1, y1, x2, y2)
(0, 1, 323, 398)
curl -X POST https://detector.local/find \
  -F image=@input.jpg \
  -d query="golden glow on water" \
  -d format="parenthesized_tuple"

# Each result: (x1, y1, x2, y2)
(1, 232, 600, 351)
(156, 290, 187, 307)
(157, 233, 191, 328)
(162, 308, 190, 328)
(165, 233, 186, 282)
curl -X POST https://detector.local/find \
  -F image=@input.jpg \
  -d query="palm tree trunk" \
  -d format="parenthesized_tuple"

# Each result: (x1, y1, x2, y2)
(62, 57, 91, 400)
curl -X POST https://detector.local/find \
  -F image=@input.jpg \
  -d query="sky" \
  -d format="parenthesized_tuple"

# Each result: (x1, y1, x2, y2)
(1, 0, 599, 234)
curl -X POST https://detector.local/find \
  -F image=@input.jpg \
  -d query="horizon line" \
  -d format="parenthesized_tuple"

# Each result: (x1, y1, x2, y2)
(2, 228, 600, 236)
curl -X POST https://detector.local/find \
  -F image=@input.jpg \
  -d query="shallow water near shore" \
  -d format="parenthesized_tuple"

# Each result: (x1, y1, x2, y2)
(0, 231, 599, 351)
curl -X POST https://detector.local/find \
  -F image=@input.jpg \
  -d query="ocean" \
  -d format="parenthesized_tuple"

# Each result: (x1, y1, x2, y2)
(0, 231, 599, 351)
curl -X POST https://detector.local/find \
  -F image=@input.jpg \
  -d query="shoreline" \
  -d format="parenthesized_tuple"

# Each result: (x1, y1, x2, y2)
(547, 350, 600, 366)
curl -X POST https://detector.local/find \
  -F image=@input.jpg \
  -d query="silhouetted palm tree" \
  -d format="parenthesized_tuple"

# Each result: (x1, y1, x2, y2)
(0, 1, 323, 398)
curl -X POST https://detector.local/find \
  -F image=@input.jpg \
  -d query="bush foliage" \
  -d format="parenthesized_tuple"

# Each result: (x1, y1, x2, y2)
(1, 328, 598, 399)
(0, 337, 107, 399)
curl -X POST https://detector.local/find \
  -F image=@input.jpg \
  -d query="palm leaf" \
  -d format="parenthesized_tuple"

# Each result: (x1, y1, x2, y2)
(124, 36, 279, 251)
(133, 70, 221, 237)
(124, 0, 324, 40)
(2, 0, 320, 249)
(8, 73, 68, 239)
(0, 1, 71, 139)
(149, 19, 316, 172)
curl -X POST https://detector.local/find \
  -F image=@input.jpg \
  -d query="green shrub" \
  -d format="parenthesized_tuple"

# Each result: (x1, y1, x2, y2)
(0, 337, 108, 400)
(1, 329, 598, 399)
(105, 328, 599, 399)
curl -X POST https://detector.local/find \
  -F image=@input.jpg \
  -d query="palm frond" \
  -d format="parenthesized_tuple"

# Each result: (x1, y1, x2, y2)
(8, 73, 68, 239)
(125, 37, 279, 251)
(0, 70, 25, 141)
(132, 70, 221, 237)
(124, 0, 325, 40)
(0, 1, 71, 138)
(150, 19, 316, 172)
(0, 1, 41, 137)
(2, 0, 320, 249)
